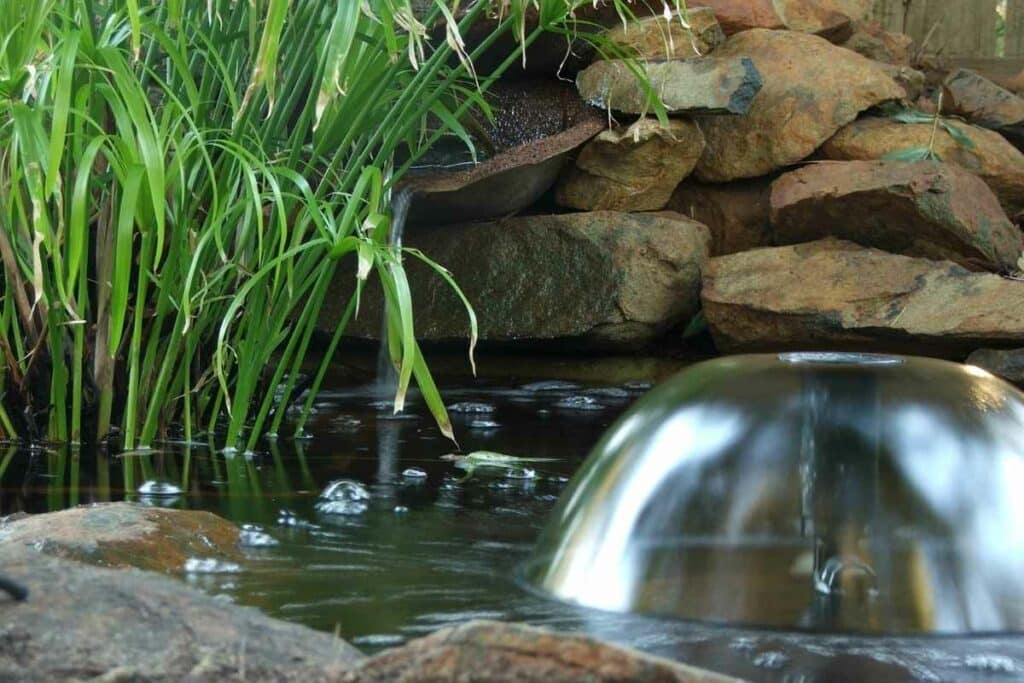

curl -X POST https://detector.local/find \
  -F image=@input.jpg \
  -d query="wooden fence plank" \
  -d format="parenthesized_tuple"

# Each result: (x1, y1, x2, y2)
(1007, 0, 1024, 57)
(870, 0, 1001, 58)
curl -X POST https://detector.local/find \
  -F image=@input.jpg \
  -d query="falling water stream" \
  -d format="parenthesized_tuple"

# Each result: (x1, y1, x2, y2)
(374, 186, 415, 395)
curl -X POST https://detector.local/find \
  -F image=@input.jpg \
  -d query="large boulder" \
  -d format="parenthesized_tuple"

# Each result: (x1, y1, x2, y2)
(0, 502, 241, 574)
(665, 179, 773, 255)
(602, 8, 726, 59)
(556, 118, 705, 211)
(690, 0, 869, 38)
(821, 116, 1024, 217)
(769, 160, 1021, 271)
(343, 621, 737, 683)
(701, 239, 1024, 357)
(693, 30, 904, 182)
(576, 56, 763, 116)
(326, 212, 710, 350)
(0, 548, 363, 682)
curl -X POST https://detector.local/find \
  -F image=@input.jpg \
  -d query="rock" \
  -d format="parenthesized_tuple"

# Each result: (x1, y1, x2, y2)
(879, 62, 925, 100)
(966, 348, 1024, 385)
(841, 20, 913, 64)
(665, 179, 773, 255)
(690, 0, 785, 34)
(576, 56, 763, 116)
(694, 30, 903, 182)
(701, 239, 1024, 357)
(769, 160, 1021, 271)
(0, 548, 363, 682)
(773, 0, 857, 41)
(0, 502, 241, 574)
(327, 212, 710, 350)
(406, 81, 604, 226)
(344, 621, 737, 683)
(943, 69, 1024, 129)
(602, 8, 725, 59)
(1009, 70, 1024, 96)
(821, 116, 1024, 217)
(556, 118, 705, 211)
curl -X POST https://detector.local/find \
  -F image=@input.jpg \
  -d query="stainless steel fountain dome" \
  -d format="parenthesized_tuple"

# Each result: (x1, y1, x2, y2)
(526, 352, 1024, 635)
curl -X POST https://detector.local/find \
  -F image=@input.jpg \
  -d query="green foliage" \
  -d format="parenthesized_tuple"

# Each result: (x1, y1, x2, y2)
(0, 0, 674, 450)
(879, 101, 976, 163)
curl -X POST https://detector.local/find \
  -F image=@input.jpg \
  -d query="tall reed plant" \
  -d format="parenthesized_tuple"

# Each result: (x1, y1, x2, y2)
(0, 0, 683, 451)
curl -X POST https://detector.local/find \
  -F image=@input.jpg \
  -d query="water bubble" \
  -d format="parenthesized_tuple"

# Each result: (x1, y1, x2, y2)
(469, 419, 500, 430)
(402, 467, 428, 479)
(752, 651, 788, 669)
(315, 479, 370, 515)
(184, 557, 242, 574)
(446, 401, 496, 414)
(137, 480, 182, 497)
(505, 467, 536, 480)
(393, 506, 409, 514)
(965, 655, 1017, 673)
(239, 524, 278, 548)
(554, 395, 605, 411)
(522, 380, 579, 392)
(277, 509, 314, 529)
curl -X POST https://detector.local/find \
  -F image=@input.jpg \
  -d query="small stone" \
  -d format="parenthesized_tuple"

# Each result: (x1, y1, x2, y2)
(576, 56, 763, 116)
(769, 160, 1021, 271)
(556, 118, 705, 212)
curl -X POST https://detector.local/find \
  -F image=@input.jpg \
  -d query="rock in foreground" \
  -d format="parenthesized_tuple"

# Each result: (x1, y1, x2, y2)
(694, 30, 903, 182)
(556, 118, 705, 211)
(821, 116, 1024, 216)
(327, 212, 710, 350)
(702, 239, 1024, 357)
(0, 502, 241, 574)
(576, 56, 762, 115)
(0, 548, 363, 682)
(344, 621, 738, 683)
(769, 160, 1021, 271)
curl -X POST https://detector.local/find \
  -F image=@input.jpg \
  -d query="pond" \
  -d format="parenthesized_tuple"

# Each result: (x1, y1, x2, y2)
(2, 360, 1023, 682)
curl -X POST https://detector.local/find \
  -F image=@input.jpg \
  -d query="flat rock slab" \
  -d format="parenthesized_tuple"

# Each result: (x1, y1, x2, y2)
(769, 160, 1021, 271)
(821, 116, 1024, 217)
(943, 69, 1024, 130)
(694, 29, 903, 182)
(0, 548, 363, 682)
(666, 179, 773, 255)
(556, 118, 705, 211)
(702, 239, 1024, 357)
(576, 56, 763, 115)
(327, 212, 710, 350)
(0, 502, 240, 574)
(602, 9, 726, 59)
(343, 621, 738, 683)
(966, 348, 1024, 385)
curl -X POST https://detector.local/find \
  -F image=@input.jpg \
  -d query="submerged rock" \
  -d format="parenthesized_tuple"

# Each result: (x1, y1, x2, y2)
(966, 348, 1024, 386)
(0, 548, 362, 682)
(821, 116, 1024, 217)
(344, 620, 738, 682)
(769, 160, 1021, 271)
(602, 8, 726, 59)
(327, 212, 710, 350)
(694, 30, 903, 182)
(666, 178, 773, 255)
(576, 56, 763, 115)
(0, 502, 241, 574)
(556, 118, 705, 211)
(702, 239, 1024, 357)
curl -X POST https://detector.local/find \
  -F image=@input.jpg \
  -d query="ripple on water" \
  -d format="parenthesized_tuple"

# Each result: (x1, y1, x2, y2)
(521, 380, 580, 392)
(446, 401, 496, 414)
(554, 395, 605, 411)
(239, 524, 279, 547)
(184, 557, 243, 573)
(469, 419, 500, 430)
(965, 655, 1018, 674)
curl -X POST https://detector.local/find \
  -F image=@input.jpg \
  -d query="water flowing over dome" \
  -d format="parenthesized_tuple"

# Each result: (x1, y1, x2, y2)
(525, 353, 1024, 635)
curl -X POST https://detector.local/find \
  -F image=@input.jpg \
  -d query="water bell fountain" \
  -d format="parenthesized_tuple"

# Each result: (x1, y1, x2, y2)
(526, 352, 1024, 636)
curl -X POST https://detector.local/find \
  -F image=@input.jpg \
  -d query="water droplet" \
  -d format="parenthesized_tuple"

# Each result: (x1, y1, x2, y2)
(402, 467, 428, 479)
(469, 419, 500, 430)
(554, 395, 605, 411)
(752, 651, 788, 669)
(315, 479, 370, 515)
(446, 401, 495, 414)
(505, 467, 536, 480)
(393, 506, 409, 514)
(239, 524, 278, 547)
(137, 480, 182, 497)
(522, 380, 579, 392)
(184, 557, 242, 574)
(965, 655, 1017, 673)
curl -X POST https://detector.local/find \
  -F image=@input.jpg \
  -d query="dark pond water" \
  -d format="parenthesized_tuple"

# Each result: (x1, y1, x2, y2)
(2, 362, 1024, 682)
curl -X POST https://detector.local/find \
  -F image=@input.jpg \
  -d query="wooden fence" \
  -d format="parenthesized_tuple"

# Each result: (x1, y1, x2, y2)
(872, 0, 1024, 58)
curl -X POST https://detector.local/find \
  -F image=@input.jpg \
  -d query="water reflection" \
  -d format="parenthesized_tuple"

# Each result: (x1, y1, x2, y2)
(529, 354, 1024, 636)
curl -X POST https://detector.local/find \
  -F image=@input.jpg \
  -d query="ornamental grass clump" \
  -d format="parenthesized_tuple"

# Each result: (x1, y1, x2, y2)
(0, 0, 681, 451)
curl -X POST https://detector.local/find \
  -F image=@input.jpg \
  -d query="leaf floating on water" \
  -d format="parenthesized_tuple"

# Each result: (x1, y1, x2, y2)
(441, 450, 560, 481)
